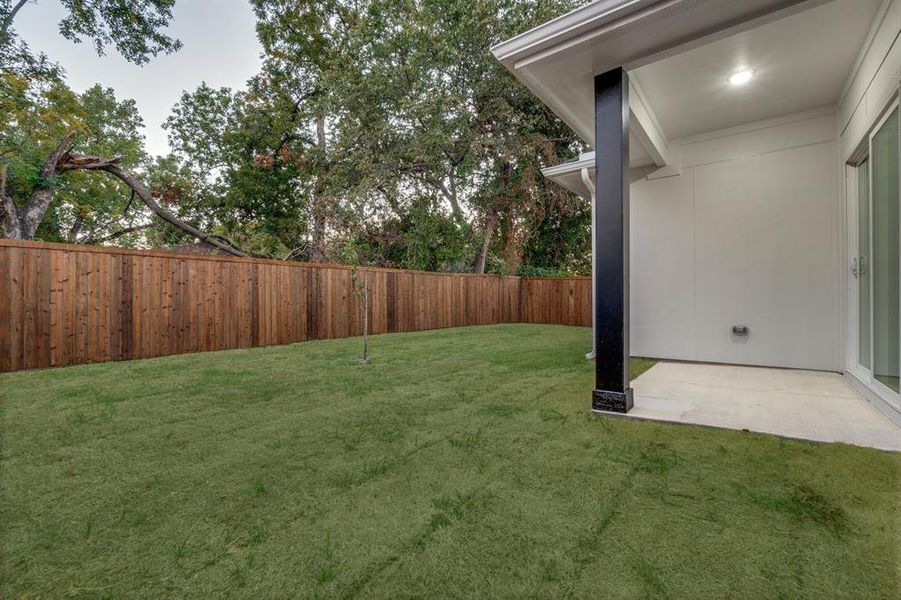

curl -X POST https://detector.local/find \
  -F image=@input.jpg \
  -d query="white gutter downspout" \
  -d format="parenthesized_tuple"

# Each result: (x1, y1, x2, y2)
(581, 166, 596, 360)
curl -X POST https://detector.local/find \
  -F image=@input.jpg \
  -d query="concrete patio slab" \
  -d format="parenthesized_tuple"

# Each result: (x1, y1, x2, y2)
(623, 362, 901, 452)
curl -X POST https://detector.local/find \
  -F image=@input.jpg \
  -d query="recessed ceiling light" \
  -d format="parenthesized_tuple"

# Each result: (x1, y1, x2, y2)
(728, 69, 754, 86)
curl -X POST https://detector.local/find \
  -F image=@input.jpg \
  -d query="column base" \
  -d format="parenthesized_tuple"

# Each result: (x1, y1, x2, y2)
(592, 388, 634, 413)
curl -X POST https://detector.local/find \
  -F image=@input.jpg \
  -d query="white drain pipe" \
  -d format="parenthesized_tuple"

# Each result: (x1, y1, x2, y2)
(581, 166, 596, 360)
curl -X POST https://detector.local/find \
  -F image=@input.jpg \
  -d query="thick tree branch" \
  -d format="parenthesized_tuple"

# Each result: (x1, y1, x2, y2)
(0, 0, 28, 42)
(42, 131, 77, 175)
(420, 172, 465, 226)
(6, 128, 246, 255)
(64, 158, 248, 257)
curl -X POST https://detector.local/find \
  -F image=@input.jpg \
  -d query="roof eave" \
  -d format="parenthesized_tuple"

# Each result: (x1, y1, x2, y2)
(490, 0, 654, 66)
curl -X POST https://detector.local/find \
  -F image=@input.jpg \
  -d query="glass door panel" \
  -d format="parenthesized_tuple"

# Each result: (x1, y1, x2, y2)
(858, 159, 871, 369)
(871, 107, 899, 393)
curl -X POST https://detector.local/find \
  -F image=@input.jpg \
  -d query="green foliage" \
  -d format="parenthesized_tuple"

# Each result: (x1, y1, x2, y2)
(520, 195, 592, 275)
(0, 0, 184, 244)
(1, 66, 152, 242)
(162, 79, 316, 257)
(351, 198, 472, 271)
(48, 85, 149, 242)
(4, 0, 593, 273)
(57, 0, 181, 65)
(222, 0, 590, 269)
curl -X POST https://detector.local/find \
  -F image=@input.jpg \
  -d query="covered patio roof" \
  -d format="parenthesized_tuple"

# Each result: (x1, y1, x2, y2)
(493, 0, 892, 416)
(493, 0, 883, 195)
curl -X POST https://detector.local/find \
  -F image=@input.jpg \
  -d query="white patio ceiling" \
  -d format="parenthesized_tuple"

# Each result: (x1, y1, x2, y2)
(632, 0, 881, 140)
(492, 0, 883, 193)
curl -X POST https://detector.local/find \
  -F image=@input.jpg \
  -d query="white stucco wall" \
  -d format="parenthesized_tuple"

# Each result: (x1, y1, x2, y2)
(630, 110, 841, 371)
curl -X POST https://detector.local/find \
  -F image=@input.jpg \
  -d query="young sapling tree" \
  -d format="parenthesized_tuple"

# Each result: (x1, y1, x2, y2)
(343, 241, 371, 363)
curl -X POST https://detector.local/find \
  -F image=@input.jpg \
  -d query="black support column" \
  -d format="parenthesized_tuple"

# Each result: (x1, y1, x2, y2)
(592, 66, 633, 413)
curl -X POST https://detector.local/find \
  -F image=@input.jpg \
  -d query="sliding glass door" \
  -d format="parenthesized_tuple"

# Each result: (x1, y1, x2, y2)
(871, 107, 899, 392)
(854, 105, 900, 394)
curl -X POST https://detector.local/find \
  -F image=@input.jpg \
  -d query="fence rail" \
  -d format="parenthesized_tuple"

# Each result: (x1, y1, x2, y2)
(0, 239, 590, 372)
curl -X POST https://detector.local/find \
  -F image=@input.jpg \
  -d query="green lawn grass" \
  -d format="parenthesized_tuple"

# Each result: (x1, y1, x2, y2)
(1, 324, 898, 598)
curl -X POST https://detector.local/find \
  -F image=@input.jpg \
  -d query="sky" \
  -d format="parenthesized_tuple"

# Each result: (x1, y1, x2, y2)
(14, 0, 264, 157)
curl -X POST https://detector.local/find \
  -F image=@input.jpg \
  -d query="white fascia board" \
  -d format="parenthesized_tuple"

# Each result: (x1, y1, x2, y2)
(498, 0, 813, 73)
(542, 154, 679, 195)
(490, 0, 653, 67)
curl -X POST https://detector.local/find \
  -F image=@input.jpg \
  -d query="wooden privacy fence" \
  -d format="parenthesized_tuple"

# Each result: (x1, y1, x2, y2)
(0, 240, 590, 372)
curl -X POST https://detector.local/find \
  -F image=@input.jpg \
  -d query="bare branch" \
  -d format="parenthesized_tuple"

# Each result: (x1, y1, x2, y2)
(89, 224, 152, 244)
(90, 162, 248, 257)
(40, 131, 77, 178)
(58, 153, 121, 172)
(0, 0, 28, 42)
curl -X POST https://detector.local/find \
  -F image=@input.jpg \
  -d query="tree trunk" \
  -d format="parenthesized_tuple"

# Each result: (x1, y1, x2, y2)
(0, 164, 22, 239)
(18, 132, 77, 239)
(67, 214, 84, 243)
(472, 160, 511, 274)
(473, 212, 498, 274)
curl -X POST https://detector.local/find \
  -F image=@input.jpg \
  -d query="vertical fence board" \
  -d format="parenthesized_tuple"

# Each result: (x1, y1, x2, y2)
(0, 247, 9, 372)
(0, 240, 590, 372)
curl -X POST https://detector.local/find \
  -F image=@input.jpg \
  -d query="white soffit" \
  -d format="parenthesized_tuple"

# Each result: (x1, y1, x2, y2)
(632, 0, 883, 139)
(492, 0, 821, 152)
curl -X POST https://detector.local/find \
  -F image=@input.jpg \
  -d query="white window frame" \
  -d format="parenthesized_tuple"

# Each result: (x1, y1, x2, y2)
(847, 98, 901, 406)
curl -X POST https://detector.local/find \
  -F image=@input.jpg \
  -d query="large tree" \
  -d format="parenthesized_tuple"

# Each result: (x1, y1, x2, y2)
(3, 0, 592, 271)
(1, 0, 181, 63)
(0, 71, 150, 241)
(162, 78, 316, 258)
(0, 0, 246, 255)
(251, 0, 586, 272)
